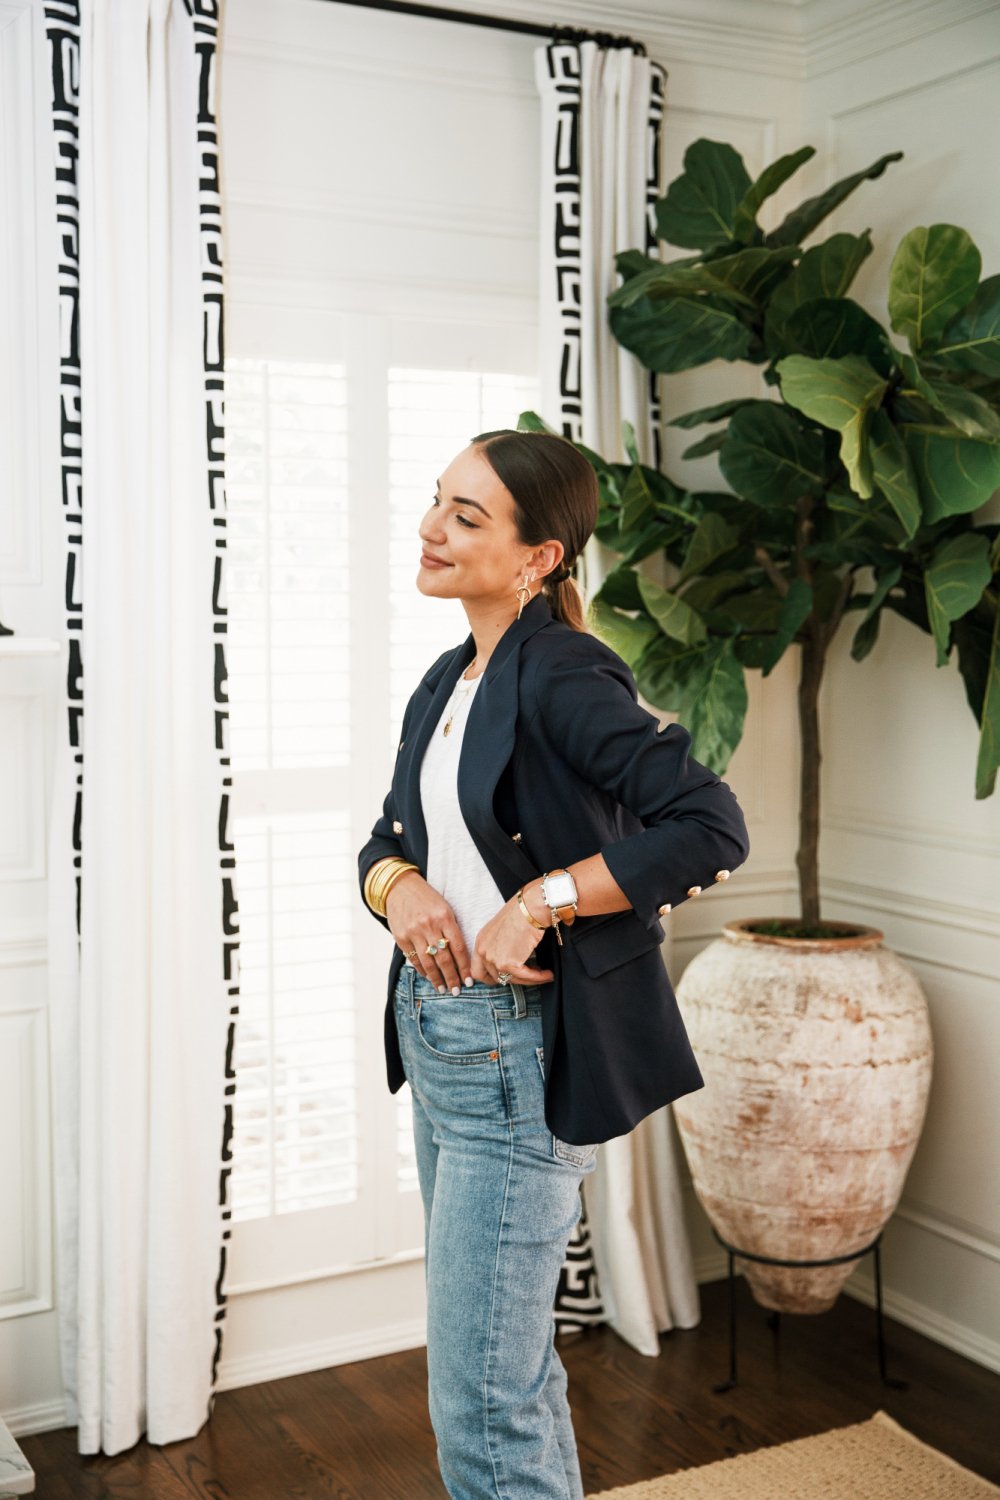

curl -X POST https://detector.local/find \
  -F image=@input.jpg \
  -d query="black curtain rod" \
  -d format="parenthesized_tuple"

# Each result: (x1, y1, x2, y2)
(319, 0, 647, 53)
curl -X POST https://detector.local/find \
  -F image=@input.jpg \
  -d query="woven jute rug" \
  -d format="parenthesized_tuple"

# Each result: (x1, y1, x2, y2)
(587, 1411, 1000, 1499)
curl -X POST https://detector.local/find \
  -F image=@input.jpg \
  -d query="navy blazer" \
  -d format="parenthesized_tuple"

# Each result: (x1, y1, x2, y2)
(358, 595, 749, 1145)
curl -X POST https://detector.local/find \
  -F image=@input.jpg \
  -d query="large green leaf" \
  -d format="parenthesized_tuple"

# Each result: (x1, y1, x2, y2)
(851, 610, 881, 661)
(609, 294, 753, 374)
(731, 146, 816, 243)
(777, 354, 888, 499)
(903, 425, 1000, 522)
(668, 398, 758, 429)
(931, 275, 1000, 376)
(720, 587, 785, 632)
(766, 152, 903, 249)
(863, 564, 903, 624)
(619, 465, 656, 534)
(589, 597, 660, 670)
(952, 607, 994, 723)
(609, 260, 757, 311)
(678, 512, 739, 581)
(888, 225, 982, 350)
(655, 139, 752, 251)
(868, 408, 922, 538)
(677, 638, 749, 773)
(781, 299, 893, 373)
(595, 565, 642, 610)
(679, 570, 748, 612)
(923, 531, 993, 665)
(634, 636, 705, 712)
(975, 598, 1000, 799)
(719, 401, 829, 507)
(637, 575, 708, 645)
(517, 410, 556, 434)
(897, 354, 1000, 439)
(682, 431, 728, 460)
(761, 576, 813, 675)
(612, 246, 799, 312)
(770, 232, 874, 324)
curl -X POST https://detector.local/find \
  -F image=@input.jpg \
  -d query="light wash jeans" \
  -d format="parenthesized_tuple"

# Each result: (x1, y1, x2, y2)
(394, 968, 597, 1500)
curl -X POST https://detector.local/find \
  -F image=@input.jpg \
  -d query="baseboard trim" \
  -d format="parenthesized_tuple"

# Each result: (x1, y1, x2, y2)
(693, 1249, 730, 1284)
(215, 1316, 428, 1393)
(845, 1274, 1000, 1377)
(2, 1397, 67, 1438)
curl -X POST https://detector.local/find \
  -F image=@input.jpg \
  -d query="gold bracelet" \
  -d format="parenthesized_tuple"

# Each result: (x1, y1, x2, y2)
(516, 887, 548, 931)
(366, 859, 419, 916)
(364, 858, 420, 917)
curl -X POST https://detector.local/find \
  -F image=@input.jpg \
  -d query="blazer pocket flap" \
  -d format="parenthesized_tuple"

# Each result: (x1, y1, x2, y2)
(570, 911, 664, 979)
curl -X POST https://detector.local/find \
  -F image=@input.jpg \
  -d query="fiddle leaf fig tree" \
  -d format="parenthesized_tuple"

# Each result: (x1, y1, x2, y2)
(525, 138, 1000, 925)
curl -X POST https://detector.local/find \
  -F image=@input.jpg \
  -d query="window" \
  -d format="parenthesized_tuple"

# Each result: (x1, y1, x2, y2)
(388, 370, 540, 741)
(226, 361, 539, 1256)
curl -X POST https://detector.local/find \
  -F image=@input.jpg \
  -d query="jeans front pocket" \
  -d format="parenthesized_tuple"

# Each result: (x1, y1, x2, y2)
(414, 994, 499, 1065)
(553, 1138, 599, 1168)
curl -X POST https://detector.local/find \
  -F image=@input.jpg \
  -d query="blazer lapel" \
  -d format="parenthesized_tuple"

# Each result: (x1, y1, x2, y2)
(398, 636, 476, 874)
(458, 596, 552, 897)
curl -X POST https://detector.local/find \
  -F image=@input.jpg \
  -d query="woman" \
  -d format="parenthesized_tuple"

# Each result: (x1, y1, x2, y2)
(359, 430, 748, 1500)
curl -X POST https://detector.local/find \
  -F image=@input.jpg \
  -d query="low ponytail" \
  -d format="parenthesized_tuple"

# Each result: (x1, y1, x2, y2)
(471, 430, 598, 634)
(543, 567, 587, 631)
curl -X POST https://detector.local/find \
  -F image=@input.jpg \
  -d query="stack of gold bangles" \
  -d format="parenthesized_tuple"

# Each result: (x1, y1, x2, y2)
(364, 856, 420, 917)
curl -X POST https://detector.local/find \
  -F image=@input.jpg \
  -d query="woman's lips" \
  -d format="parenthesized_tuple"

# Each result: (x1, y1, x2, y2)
(420, 552, 453, 570)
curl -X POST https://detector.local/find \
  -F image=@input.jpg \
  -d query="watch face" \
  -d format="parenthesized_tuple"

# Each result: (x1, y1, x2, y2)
(545, 871, 576, 908)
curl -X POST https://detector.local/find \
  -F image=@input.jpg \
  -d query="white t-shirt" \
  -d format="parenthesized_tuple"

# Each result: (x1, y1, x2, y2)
(419, 671, 506, 956)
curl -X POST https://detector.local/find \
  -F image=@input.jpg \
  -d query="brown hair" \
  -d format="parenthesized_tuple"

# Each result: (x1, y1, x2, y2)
(471, 429, 598, 632)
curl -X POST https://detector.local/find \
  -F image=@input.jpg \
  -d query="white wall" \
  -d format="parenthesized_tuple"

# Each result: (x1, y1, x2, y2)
(3, 0, 999, 1437)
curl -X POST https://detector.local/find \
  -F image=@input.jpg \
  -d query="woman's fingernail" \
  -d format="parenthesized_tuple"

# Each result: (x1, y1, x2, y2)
(451, 986, 460, 996)
(464, 976, 474, 987)
(437, 986, 446, 995)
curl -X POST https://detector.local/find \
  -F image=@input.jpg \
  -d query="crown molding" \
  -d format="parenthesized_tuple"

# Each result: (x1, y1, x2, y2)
(436, 0, 999, 81)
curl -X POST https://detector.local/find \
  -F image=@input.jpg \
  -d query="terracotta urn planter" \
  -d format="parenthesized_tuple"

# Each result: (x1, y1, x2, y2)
(673, 919, 933, 1314)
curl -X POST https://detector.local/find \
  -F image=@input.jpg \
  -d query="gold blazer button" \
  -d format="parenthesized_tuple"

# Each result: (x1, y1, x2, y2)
(687, 886, 702, 897)
(658, 904, 671, 916)
(393, 821, 403, 834)
(715, 869, 730, 882)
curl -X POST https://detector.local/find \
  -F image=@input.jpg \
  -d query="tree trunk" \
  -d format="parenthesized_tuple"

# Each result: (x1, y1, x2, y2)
(797, 624, 825, 925)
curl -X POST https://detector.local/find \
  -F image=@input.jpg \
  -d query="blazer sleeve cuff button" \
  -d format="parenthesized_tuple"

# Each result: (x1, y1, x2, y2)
(393, 821, 403, 834)
(658, 904, 671, 916)
(715, 869, 730, 881)
(687, 886, 702, 897)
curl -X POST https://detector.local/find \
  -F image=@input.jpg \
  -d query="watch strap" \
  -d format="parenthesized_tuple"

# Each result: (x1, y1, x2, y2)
(542, 868, 577, 927)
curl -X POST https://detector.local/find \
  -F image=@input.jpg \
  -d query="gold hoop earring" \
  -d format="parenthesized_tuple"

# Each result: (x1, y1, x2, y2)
(516, 572, 534, 619)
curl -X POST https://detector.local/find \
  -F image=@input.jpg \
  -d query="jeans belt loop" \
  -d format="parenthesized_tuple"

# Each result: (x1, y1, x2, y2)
(511, 983, 527, 1020)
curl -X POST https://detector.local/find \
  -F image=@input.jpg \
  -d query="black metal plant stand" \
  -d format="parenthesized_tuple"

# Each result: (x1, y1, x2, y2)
(710, 1228, 908, 1394)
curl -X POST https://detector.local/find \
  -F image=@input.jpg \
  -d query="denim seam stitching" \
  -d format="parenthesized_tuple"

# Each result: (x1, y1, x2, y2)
(481, 1010, 514, 1500)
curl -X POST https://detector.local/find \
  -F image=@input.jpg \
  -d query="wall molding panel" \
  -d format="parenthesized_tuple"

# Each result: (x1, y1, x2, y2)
(0, 1006, 53, 1321)
(0, 694, 46, 883)
(1, 1397, 67, 1441)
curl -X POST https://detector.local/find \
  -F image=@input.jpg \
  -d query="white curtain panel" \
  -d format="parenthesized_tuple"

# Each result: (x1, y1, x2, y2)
(535, 40, 663, 464)
(536, 40, 700, 1358)
(46, 0, 233, 1455)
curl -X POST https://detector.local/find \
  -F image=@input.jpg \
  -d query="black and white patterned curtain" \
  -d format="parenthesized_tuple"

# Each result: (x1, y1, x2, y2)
(537, 41, 703, 1356)
(45, 0, 234, 1456)
(535, 42, 665, 466)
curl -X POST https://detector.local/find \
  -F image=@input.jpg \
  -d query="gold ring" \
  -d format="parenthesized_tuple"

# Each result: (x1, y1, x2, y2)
(437, 936, 449, 950)
(404, 950, 418, 958)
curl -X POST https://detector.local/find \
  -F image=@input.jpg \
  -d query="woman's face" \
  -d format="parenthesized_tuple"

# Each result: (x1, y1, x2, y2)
(416, 444, 563, 605)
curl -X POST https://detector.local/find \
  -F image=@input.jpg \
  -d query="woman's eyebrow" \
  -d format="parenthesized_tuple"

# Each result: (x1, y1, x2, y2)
(436, 485, 492, 519)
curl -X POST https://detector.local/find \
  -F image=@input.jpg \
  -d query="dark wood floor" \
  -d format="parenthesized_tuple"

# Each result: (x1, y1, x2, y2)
(21, 1278, 1000, 1498)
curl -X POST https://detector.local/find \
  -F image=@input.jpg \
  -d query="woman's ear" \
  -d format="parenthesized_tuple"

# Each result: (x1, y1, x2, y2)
(532, 540, 565, 581)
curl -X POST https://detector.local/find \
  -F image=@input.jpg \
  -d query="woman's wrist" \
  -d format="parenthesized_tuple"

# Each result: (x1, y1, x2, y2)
(520, 879, 551, 928)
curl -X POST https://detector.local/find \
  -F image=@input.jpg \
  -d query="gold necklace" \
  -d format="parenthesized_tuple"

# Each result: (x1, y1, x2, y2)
(443, 673, 477, 737)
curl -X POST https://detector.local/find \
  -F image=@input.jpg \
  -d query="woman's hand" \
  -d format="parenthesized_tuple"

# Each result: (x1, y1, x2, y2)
(472, 884, 555, 986)
(385, 873, 472, 995)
